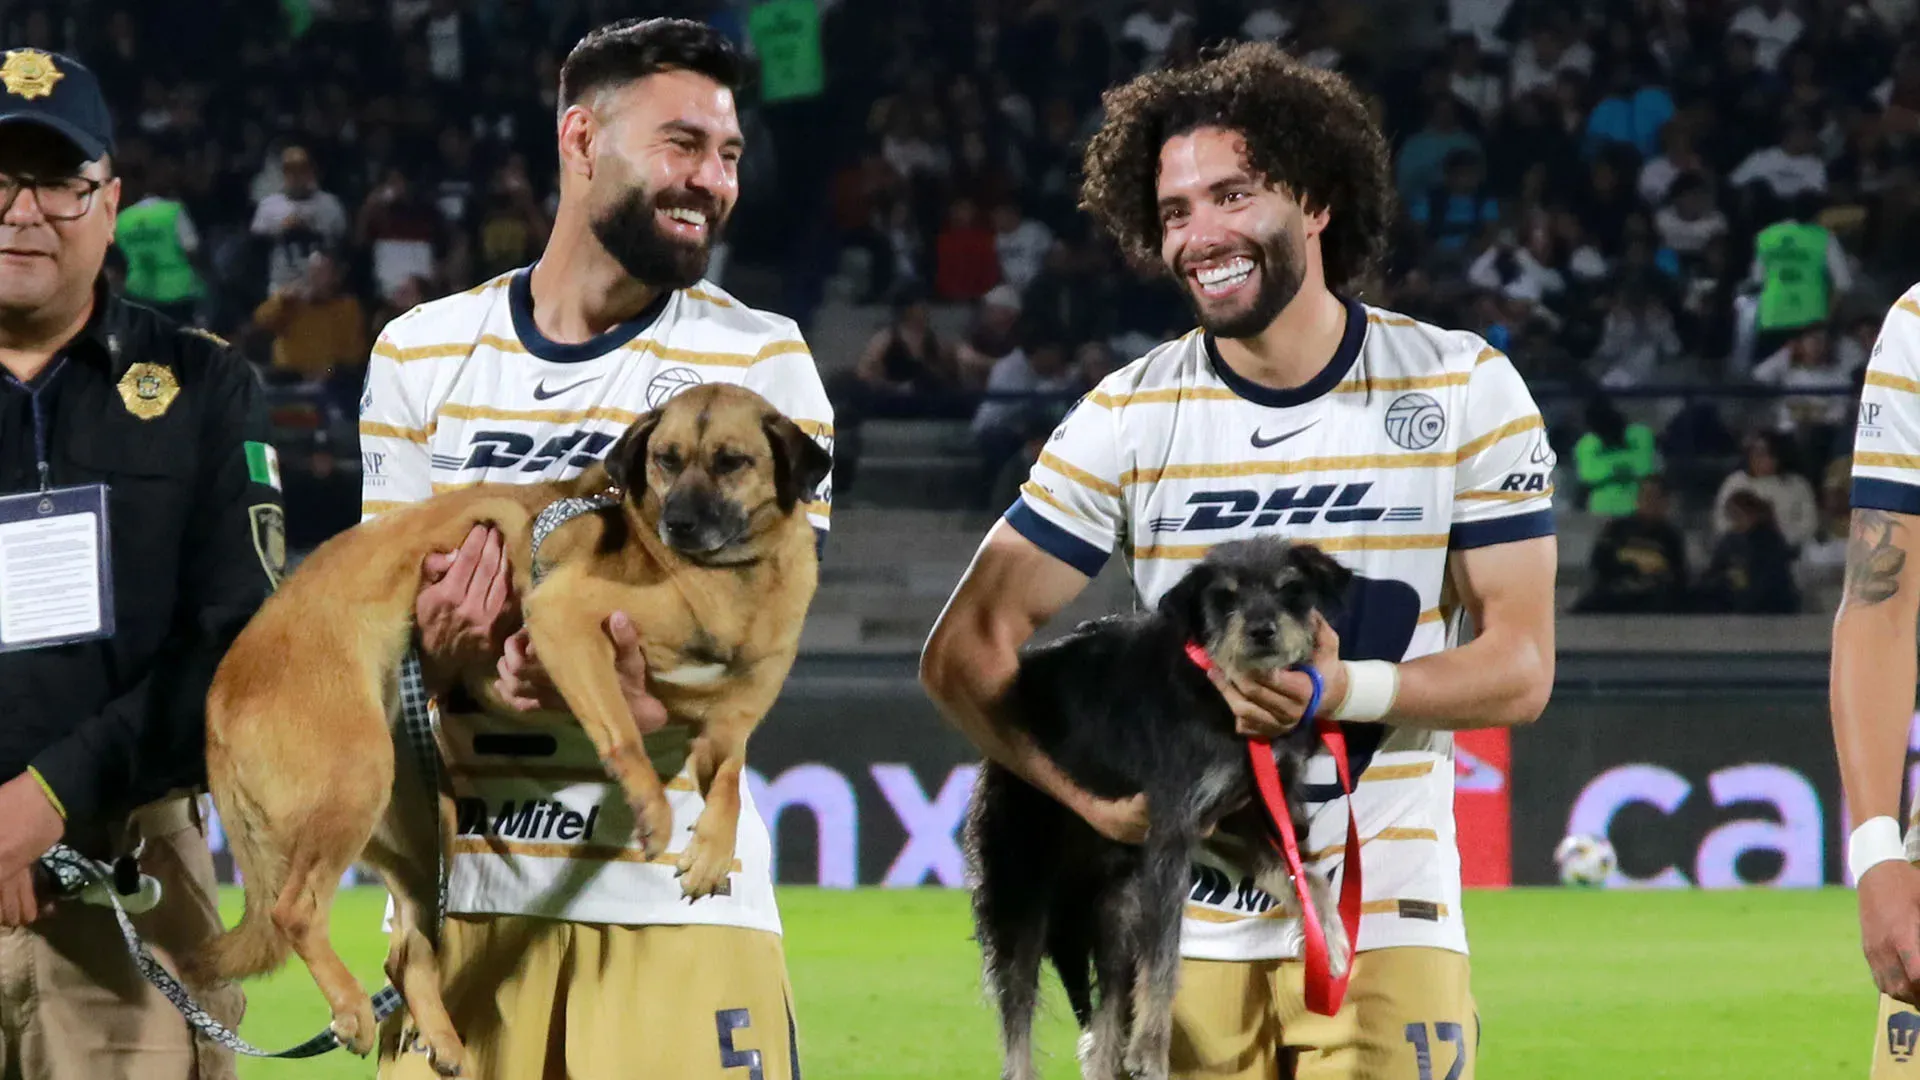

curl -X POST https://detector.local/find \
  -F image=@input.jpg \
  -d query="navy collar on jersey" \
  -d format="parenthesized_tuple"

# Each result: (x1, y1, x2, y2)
(1204, 295, 1365, 409)
(509, 264, 673, 364)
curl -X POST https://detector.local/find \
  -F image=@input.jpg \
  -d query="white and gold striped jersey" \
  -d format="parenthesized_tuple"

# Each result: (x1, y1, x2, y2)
(1849, 285, 1920, 858)
(359, 266, 831, 931)
(1010, 297, 1554, 961)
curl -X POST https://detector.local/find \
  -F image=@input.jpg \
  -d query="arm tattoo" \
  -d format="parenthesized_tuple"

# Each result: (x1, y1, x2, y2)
(1847, 509, 1910, 605)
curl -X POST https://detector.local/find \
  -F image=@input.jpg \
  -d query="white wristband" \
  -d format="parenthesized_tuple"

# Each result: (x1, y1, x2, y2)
(1331, 660, 1398, 722)
(1849, 816, 1907, 883)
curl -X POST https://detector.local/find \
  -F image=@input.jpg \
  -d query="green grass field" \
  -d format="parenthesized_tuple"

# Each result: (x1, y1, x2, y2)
(224, 886, 1878, 1079)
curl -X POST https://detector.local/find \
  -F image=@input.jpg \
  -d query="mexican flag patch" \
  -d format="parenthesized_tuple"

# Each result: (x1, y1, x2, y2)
(245, 441, 282, 490)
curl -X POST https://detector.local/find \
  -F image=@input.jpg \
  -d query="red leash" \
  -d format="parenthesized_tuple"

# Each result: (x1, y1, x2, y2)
(1185, 642, 1363, 1016)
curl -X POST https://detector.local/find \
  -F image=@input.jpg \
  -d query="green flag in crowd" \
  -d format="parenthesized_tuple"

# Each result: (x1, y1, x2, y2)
(280, 0, 313, 39)
(748, 0, 823, 103)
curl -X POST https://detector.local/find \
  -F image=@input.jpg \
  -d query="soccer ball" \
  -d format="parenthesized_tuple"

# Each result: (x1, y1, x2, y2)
(1553, 834, 1617, 887)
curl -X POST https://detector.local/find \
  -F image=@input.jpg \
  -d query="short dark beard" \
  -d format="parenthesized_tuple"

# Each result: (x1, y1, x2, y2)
(1178, 222, 1303, 340)
(590, 185, 720, 289)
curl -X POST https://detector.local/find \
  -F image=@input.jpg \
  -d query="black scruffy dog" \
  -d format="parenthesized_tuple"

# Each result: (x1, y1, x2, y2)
(964, 536, 1355, 1080)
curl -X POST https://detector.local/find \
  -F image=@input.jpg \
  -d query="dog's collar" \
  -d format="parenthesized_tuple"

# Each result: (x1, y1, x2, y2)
(531, 491, 622, 587)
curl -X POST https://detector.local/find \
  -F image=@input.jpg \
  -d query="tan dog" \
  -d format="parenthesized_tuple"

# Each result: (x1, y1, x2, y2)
(193, 383, 829, 1075)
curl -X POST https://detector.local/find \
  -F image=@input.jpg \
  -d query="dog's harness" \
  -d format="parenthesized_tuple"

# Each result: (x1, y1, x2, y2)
(1184, 643, 1362, 1017)
(529, 490, 623, 587)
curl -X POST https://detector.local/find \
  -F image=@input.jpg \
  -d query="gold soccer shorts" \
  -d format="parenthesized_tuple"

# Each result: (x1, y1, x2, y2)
(378, 915, 799, 1080)
(1170, 946, 1477, 1079)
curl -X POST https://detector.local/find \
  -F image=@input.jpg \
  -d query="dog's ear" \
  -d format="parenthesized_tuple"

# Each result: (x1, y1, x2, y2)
(1288, 542, 1353, 610)
(1156, 560, 1219, 641)
(762, 411, 833, 513)
(603, 410, 663, 493)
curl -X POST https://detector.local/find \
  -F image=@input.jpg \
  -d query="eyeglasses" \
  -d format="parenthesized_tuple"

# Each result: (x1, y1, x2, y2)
(0, 176, 104, 222)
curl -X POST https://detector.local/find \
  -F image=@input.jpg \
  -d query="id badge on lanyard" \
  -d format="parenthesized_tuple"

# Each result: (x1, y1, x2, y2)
(0, 358, 116, 652)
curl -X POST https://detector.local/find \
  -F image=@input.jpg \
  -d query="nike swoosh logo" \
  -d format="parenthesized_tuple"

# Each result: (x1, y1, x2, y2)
(531, 376, 600, 401)
(1250, 421, 1318, 449)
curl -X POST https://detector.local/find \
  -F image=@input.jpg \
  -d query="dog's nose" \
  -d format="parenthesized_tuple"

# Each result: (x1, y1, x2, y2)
(1247, 623, 1278, 647)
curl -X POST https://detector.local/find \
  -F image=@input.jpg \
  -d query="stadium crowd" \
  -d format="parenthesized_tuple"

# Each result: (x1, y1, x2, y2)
(28, 0, 1920, 613)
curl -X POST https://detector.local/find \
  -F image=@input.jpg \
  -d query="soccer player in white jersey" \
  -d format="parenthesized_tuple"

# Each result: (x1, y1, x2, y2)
(359, 20, 830, 1080)
(1832, 285, 1920, 1077)
(922, 43, 1556, 1079)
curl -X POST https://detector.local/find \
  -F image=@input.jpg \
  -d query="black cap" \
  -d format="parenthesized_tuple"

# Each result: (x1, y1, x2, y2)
(0, 49, 113, 162)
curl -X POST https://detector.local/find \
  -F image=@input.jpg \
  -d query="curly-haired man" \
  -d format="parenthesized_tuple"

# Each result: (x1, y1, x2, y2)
(924, 43, 1557, 1079)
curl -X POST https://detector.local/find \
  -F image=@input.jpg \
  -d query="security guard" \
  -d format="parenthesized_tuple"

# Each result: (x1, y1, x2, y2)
(0, 51, 280, 1080)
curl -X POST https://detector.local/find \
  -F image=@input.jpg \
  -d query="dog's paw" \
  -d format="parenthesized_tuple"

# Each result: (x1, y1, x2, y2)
(1122, 1019, 1172, 1080)
(428, 1045, 466, 1078)
(631, 793, 675, 861)
(675, 833, 736, 900)
(331, 1000, 378, 1057)
(1326, 918, 1352, 981)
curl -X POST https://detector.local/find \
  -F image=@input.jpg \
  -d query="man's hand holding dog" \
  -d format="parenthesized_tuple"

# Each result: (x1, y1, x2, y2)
(418, 525, 516, 687)
(496, 614, 670, 734)
(1206, 615, 1346, 739)
(418, 526, 669, 733)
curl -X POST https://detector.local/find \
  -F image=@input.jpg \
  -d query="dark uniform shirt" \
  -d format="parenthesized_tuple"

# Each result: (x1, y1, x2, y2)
(0, 282, 281, 827)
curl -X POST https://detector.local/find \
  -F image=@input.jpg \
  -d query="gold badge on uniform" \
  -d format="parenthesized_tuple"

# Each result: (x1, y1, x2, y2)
(0, 50, 62, 100)
(249, 504, 286, 588)
(116, 363, 179, 420)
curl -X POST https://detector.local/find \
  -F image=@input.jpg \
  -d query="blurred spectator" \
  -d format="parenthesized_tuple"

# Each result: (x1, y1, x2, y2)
(992, 201, 1053, 293)
(1751, 326, 1853, 442)
(1594, 285, 1683, 387)
(934, 197, 1000, 302)
(1509, 21, 1595, 102)
(356, 168, 443, 303)
(476, 158, 553, 280)
(1714, 431, 1819, 552)
(251, 145, 349, 293)
(1653, 173, 1728, 260)
(1729, 116, 1828, 204)
(1024, 237, 1112, 348)
(956, 284, 1027, 389)
(1573, 475, 1691, 613)
(1075, 340, 1119, 387)
(1120, 0, 1194, 73)
(1447, 33, 1504, 126)
(1746, 195, 1852, 360)
(1573, 394, 1658, 516)
(1467, 227, 1565, 307)
(1396, 98, 1481, 204)
(1409, 149, 1500, 268)
(971, 330, 1081, 508)
(113, 159, 205, 325)
(1638, 124, 1709, 207)
(1728, 0, 1804, 73)
(251, 249, 368, 402)
(1801, 451, 1854, 571)
(1583, 64, 1674, 161)
(1696, 490, 1802, 613)
(1835, 311, 1882, 373)
(853, 290, 957, 402)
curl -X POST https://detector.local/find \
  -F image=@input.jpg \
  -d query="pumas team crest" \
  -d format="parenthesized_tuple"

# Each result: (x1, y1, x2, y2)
(1384, 392, 1446, 451)
(646, 367, 704, 409)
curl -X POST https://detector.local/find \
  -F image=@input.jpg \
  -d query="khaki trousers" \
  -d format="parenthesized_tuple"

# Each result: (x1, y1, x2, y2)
(0, 798, 244, 1080)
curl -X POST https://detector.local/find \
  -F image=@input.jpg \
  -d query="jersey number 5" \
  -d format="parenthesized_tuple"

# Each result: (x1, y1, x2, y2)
(716, 1009, 765, 1080)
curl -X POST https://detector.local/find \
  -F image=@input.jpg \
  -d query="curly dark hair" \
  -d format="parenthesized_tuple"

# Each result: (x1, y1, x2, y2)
(1079, 42, 1395, 294)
